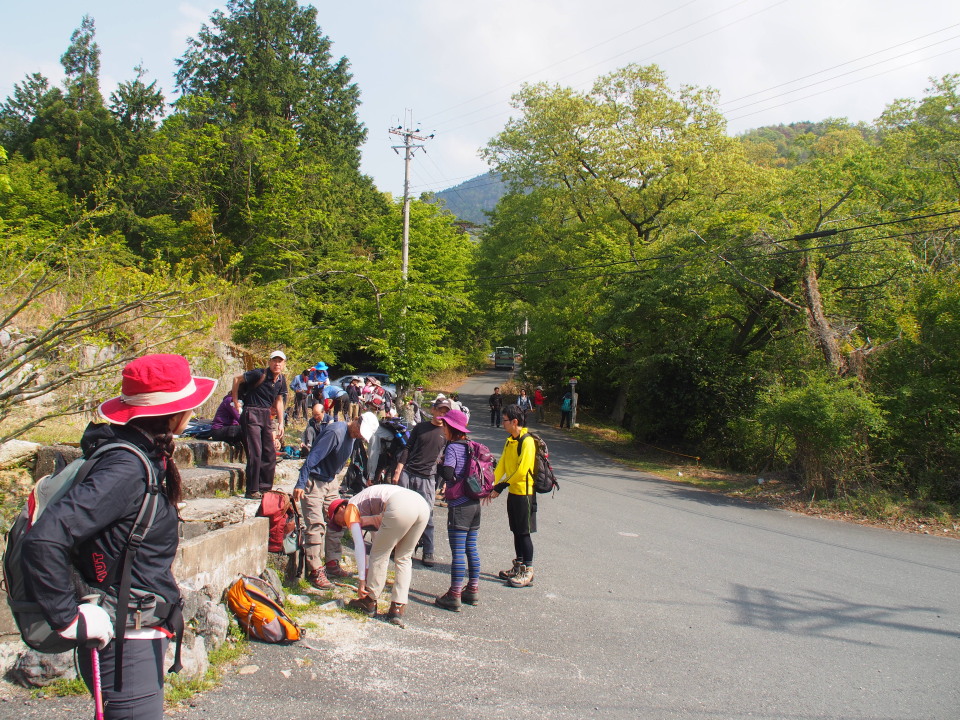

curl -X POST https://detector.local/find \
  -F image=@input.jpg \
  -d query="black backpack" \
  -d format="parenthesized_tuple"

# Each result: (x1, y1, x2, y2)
(518, 432, 559, 495)
(373, 418, 410, 484)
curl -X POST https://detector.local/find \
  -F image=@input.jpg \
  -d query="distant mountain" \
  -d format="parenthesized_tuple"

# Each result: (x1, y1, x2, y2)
(430, 172, 508, 226)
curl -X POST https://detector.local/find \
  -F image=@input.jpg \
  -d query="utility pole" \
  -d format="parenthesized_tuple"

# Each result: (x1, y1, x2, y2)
(389, 114, 433, 282)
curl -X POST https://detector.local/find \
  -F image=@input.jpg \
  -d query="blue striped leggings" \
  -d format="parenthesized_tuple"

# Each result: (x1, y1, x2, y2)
(448, 528, 480, 592)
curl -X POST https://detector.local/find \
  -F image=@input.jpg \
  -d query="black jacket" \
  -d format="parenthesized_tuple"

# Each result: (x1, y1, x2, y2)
(22, 422, 181, 630)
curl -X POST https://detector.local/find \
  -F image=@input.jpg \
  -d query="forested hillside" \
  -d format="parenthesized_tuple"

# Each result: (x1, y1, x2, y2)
(2, 3, 958, 514)
(431, 172, 507, 226)
(477, 66, 960, 507)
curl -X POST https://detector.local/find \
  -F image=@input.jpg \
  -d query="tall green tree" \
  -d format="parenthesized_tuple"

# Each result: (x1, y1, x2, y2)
(175, 0, 365, 166)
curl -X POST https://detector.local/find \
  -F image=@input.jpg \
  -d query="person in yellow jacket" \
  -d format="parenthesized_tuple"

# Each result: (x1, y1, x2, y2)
(483, 403, 537, 587)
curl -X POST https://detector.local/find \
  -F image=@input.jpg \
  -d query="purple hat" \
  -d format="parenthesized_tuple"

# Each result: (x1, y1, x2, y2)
(440, 408, 470, 434)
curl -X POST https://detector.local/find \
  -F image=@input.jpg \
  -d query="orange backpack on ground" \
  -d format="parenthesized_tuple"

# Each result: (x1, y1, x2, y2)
(225, 575, 301, 643)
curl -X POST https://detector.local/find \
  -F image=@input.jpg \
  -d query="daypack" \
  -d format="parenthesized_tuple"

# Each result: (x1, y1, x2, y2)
(2, 442, 169, 655)
(343, 444, 367, 496)
(373, 418, 409, 484)
(561, 396, 572, 412)
(226, 575, 301, 643)
(445, 440, 495, 501)
(518, 432, 560, 495)
(256, 490, 295, 554)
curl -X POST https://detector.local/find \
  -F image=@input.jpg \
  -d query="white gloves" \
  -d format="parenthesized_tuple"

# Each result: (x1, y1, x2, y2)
(59, 603, 114, 650)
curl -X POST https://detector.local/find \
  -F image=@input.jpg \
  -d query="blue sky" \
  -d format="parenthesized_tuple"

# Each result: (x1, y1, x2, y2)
(2, 1, 959, 197)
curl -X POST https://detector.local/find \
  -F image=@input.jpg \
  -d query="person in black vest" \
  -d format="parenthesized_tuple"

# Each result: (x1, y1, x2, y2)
(232, 351, 288, 499)
(22, 353, 216, 719)
(391, 397, 450, 566)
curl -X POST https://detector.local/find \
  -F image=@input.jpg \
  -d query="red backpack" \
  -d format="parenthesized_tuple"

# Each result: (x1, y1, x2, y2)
(256, 491, 295, 553)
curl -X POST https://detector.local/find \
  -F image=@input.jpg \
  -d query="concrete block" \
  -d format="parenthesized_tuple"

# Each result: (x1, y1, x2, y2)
(173, 517, 269, 592)
(33, 444, 82, 480)
(180, 464, 245, 499)
(180, 498, 248, 529)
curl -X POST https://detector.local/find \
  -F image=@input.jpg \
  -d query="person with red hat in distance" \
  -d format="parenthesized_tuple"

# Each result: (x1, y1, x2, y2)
(21, 353, 217, 719)
(327, 484, 430, 628)
(231, 350, 288, 499)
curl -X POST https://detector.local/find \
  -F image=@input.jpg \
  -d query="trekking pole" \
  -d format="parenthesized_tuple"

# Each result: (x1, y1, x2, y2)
(82, 594, 106, 720)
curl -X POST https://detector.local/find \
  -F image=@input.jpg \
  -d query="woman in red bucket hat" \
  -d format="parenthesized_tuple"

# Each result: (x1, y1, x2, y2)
(21, 353, 216, 719)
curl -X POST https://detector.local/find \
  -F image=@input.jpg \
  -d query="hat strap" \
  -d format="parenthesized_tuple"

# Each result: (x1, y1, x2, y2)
(120, 379, 198, 407)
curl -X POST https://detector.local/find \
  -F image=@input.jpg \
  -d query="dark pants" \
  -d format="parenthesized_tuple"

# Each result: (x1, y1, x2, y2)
(399, 471, 436, 555)
(560, 411, 572, 428)
(242, 406, 276, 494)
(490, 408, 501, 427)
(78, 638, 168, 720)
(293, 391, 308, 420)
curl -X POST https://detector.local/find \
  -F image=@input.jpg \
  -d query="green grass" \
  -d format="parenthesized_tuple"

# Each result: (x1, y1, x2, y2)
(31, 677, 88, 698)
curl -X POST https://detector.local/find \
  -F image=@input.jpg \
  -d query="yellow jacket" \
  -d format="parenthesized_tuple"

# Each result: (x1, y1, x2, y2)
(494, 428, 536, 495)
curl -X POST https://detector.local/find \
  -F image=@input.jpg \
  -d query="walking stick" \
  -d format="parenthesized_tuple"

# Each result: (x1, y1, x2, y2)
(82, 593, 106, 720)
(91, 646, 104, 720)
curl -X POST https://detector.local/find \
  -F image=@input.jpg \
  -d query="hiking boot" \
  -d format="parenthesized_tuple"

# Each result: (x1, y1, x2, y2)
(325, 560, 352, 578)
(308, 569, 333, 591)
(387, 602, 406, 628)
(434, 591, 462, 612)
(244, 492, 263, 500)
(421, 553, 435, 568)
(460, 587, 479, 606)
(498, 558, 521, 581)
(346, 594, 377, 617)
(508, 564, 535, 588)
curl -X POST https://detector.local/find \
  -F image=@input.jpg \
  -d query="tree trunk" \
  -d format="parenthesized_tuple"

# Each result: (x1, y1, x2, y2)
(800, 259, 844, 374)
(610, 384, 628, 425)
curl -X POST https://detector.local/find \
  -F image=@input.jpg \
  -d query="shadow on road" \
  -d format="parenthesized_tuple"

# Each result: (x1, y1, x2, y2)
(726, 583, 955, 645)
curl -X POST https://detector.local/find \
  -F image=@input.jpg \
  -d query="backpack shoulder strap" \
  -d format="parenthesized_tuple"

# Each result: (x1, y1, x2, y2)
(91, 443, 168, 690)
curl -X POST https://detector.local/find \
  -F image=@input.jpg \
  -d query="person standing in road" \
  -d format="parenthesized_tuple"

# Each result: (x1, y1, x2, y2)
(232, 351, 288, 499)
(489, 386, 503, 428)
(293, 412, 379, 590)
(516, 388, 533, 427)
(534, 386, 546, 423)
(483, 403, 537, 588)
(391, 397, 450, 566)
(434, 408, 482, 612)
(559, 390, 573, 429)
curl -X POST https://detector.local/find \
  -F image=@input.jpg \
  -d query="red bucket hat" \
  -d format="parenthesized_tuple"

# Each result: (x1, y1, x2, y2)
(98, 354, 217, 425)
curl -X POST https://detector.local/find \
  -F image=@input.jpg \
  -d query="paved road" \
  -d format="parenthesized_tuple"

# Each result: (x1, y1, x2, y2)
(10, 369, 960, 719)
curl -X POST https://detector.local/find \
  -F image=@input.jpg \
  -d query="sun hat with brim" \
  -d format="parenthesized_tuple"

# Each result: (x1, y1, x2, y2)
(440, 408, 470, 434)
(314, 361, 328, 370)
(327, 498, 348, 532)
(98, 354, 217, 425)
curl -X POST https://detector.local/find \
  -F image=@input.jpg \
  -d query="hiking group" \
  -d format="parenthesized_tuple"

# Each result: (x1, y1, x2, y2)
(4, 352, 558, 719)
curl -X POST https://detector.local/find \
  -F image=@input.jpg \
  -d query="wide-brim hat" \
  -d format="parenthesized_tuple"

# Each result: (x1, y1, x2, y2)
(440, 408, 470, 434)
(98, 354, 217, 425)
(314, 361, 328, 370)
(327, 498, 348, 532)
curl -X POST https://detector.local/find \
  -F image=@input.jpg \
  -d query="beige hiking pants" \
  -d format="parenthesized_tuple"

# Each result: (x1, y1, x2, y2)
(300, 471, 345, 576)
(366, 490, 430, 604)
